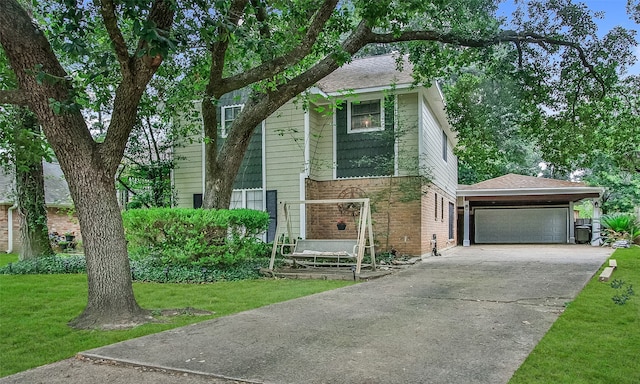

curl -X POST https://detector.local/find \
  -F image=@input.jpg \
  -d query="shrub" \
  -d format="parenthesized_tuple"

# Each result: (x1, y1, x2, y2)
(600, 213, 640, 245)
(122, 208, 270, 267)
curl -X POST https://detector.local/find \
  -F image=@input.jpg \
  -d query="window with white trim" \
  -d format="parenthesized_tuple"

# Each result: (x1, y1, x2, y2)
(222, 105, 243, 138)
(230, 189, 263, 210)
(347, 99, 384, 133)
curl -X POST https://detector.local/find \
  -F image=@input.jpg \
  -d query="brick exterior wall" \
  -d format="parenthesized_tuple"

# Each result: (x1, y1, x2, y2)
(420, 185, 457, 255)
(305, 177, 456, 256)
(1, 204, 81, 252)
(0, 205, 12, 252)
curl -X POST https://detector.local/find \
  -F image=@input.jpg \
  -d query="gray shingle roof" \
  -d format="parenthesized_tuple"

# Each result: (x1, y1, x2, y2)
(316, 54, 415, 93)
(458, 174, 586, 190)
(0, 162, 73, 206)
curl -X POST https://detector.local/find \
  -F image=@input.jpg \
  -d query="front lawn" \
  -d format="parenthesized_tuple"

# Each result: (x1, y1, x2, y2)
(0, 274, 354, 377)
(510, 247, 640, 384)
(0, 253, 18, 267)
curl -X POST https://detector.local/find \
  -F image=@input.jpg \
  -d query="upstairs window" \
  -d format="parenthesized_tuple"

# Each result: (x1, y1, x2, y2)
(348, 99, 384, 133)
(222, 105, 243, 138)
(442, 130, 448, 162)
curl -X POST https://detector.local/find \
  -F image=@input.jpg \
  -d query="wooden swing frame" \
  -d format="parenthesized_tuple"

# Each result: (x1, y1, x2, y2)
(268, 198, 376, 276)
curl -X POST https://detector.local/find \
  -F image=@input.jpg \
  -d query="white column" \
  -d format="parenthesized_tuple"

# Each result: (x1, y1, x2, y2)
(569, 201, 575, 244)
(591, 199, 602, 246)
(303, 111, 310, 177)
(299, 172, 306, 239)
(463, 199, 470, 247)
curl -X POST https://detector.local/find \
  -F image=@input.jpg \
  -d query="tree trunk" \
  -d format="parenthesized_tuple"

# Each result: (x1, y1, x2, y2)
(0, 0, 173, 329)
(203, 154, 235, 209)
(67, 169, 149, 329)
(15, 158, 56, 260)
(14, 109, 56, 260)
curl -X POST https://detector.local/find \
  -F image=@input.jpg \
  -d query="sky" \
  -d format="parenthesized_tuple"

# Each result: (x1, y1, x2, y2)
(498, 0, 640, 75)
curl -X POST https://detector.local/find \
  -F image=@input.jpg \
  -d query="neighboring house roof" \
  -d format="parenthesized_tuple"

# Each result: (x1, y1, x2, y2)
(0, 162, 73, 207)
(316, 54, 414, 93)
(457, 174, 603, 201)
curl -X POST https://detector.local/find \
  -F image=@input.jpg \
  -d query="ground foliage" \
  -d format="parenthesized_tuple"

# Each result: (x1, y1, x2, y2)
(0, 254, 275, 282)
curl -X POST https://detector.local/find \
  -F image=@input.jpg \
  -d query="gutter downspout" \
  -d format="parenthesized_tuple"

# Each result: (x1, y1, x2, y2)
(6, 203, 17, 253)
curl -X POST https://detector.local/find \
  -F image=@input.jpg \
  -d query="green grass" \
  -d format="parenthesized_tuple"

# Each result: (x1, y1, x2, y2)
(0, 253, 18, 267)
(0, 274, 354, 377)
(510, 247, 640, 384)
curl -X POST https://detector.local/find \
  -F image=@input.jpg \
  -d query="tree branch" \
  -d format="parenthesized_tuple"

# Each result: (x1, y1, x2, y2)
(251, 0, 271, 40)
(207, 0, 249, 97)
(221, 20, 372, 153)
(100, 0, 175, 174)
(219, 0, 340, 93)
(0, 89, 30, 106)
(116, 177, 151, 208)
(524, 32, 604, 93)
(369, 29, 606, 94)
(98, 0, 132, 76)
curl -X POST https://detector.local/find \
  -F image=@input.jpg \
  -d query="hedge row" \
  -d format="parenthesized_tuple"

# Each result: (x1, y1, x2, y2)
(122, 208, 271, 267)
(0, 208, 276, 281)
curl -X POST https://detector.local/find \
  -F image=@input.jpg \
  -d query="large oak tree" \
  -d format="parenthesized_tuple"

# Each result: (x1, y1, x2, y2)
(0, 0, 632, 329)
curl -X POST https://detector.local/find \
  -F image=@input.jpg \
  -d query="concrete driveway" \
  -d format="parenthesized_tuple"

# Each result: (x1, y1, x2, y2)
(2, 244, 612, 384)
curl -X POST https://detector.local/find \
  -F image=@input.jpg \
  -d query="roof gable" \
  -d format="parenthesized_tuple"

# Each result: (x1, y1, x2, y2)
(316, 54, 414, 93)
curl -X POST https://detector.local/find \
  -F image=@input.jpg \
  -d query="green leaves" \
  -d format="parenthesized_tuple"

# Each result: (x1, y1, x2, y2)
(122, 208, 270, 267)
(0, 107, 53, 171)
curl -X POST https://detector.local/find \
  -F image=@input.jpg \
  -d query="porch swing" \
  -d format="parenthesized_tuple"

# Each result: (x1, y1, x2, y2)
(268, 198, 376, 277)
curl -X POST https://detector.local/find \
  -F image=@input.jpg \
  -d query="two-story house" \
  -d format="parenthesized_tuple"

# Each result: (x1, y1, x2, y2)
(173, 54, 458, 256)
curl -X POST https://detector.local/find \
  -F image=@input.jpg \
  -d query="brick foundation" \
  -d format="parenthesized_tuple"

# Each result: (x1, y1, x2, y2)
(305, 177, 456, 256)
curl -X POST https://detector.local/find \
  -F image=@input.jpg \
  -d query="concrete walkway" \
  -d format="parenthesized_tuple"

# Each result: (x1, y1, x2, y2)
(1, 244, 612, 384)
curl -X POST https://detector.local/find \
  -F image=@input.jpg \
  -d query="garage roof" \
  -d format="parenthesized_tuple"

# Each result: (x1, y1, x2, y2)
(458, 174, 603, 202)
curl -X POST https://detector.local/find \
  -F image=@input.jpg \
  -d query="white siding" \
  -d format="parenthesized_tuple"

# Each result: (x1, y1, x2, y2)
(173, 139, 203, 208)
(309, 106, 335, 181)
(396, 93, 419, 176)
(420, 90, 457, 197)
(265, 101, 307, 237)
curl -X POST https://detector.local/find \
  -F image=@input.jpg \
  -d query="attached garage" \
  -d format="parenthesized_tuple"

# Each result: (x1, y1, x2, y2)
(457, 174, 604, 246)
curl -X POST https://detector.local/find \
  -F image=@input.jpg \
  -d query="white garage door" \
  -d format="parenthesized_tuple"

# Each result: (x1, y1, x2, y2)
(475, 207, 568, 243)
